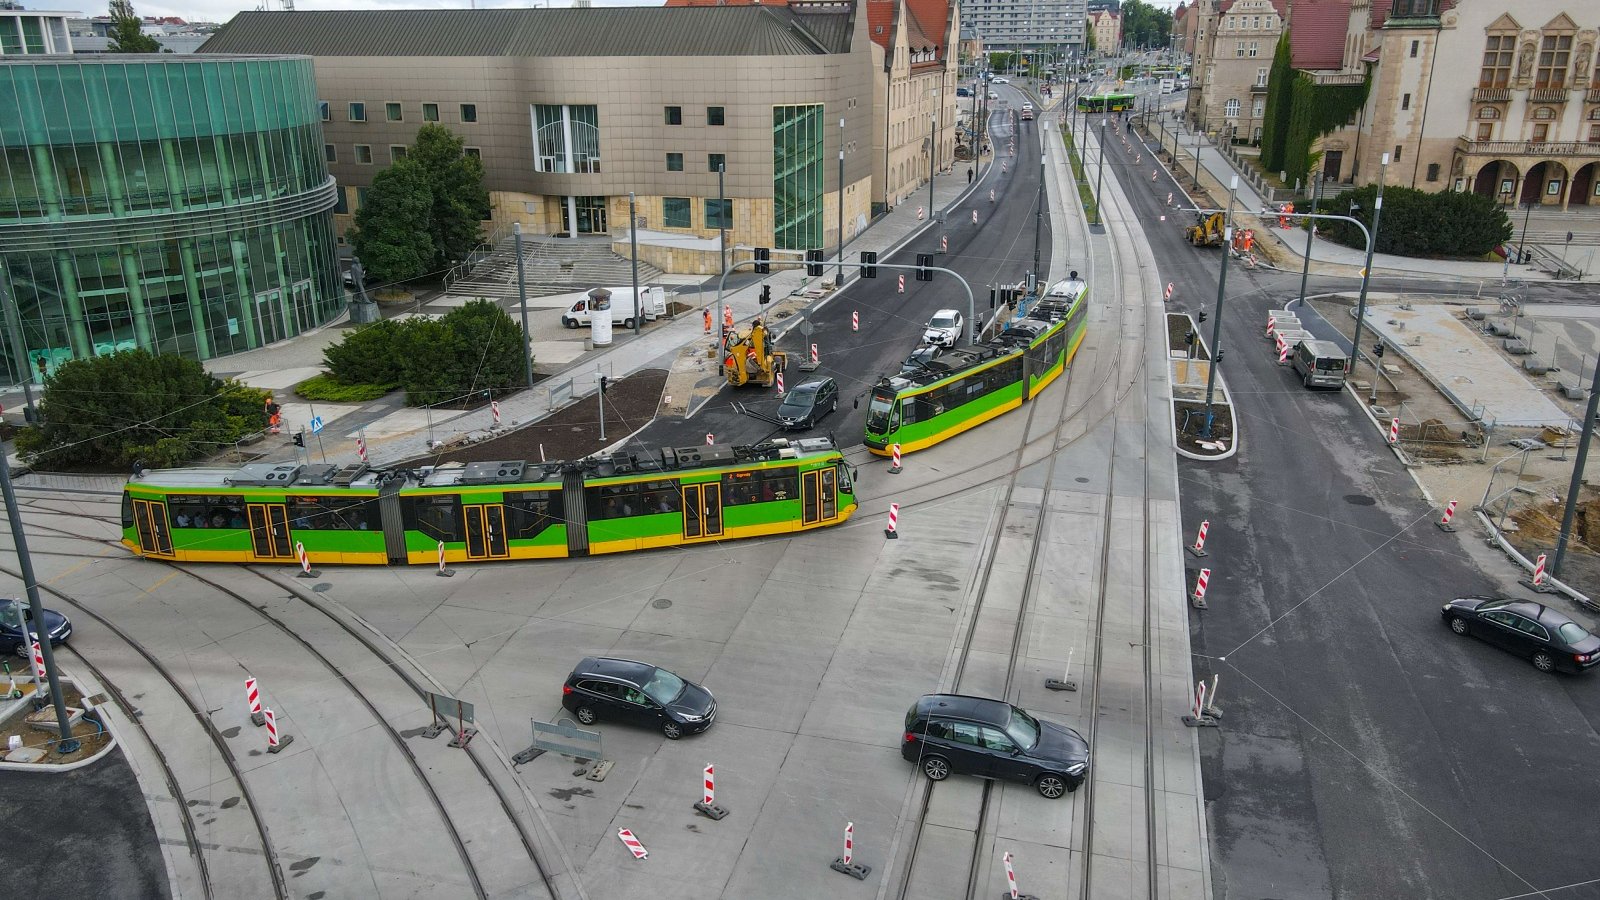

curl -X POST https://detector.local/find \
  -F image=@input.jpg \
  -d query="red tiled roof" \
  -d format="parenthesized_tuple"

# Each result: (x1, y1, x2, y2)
(1174, 3, 1188, 22)
(1288, 0, 1349, 71)
(904, 0, 949, 56)
(866, 0, 895, 50)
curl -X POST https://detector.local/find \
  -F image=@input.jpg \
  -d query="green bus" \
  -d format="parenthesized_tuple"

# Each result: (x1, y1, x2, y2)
(864, 276, 1089, 456)
(1076, 93, 1137, 113)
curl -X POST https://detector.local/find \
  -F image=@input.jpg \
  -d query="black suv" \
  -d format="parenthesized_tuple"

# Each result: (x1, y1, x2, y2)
(776, 378, 839, 430)
(561, 657, 717, 739)
(901, 694, 1089, 798)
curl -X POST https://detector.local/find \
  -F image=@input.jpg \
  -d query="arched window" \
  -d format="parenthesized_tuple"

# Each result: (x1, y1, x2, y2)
(1478, 107, 1500, 119)
(1533, 106, 1556, 120)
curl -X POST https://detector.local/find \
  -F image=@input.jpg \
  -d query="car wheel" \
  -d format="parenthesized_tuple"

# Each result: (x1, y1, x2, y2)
(1448, 616, 1469, 636)
(662, 721, 684, 740)
(574, 706, 597, 725)
(921, 755, 951, 782)
(623, 318, 635, 330)
(562, 318, 576, 329)
(1036, 774, 1069, 799)
(1532, 650, 1557, 673)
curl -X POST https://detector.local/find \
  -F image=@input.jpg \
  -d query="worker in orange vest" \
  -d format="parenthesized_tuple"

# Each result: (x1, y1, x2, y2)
(703, 307, 712, 334)
(264, 395, 282, 434)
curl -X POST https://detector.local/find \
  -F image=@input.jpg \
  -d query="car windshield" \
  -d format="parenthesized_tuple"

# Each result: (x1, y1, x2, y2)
(1004, 706, 1042, 751)
(1558, 622, 1591, 645)
(866, 392, 895, 434)
(929, 314, 958, 329)
(641, 668, 686, 705)
(778, 392, 814, 414)
(0, 600, 20, 630)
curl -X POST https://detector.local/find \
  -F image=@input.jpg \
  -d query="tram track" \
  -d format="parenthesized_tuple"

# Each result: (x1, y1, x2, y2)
(1, 514, 557, 900)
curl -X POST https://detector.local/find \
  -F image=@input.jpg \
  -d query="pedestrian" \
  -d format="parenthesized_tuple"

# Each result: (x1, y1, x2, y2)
(967, 167, 974, 184)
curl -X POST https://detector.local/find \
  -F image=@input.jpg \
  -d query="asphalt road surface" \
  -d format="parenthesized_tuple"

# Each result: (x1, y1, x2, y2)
(636, 86, 1053, 451)
(1100, 109, 1600, 899)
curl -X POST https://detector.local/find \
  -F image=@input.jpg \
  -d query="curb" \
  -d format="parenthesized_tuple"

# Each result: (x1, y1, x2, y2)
(1169, 313, 1239, 462)
(0, 675, 118, 773)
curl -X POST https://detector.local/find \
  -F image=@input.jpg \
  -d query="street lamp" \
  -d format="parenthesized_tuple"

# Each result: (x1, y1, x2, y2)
(837, 116, 846, 289)
(1093, 117, 1107, 226)
(1200, 175, 1239, 439)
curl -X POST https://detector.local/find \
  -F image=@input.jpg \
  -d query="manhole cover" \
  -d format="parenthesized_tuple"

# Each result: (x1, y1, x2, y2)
(1075, 476, 1090, 483)
(652, 598, 673, 609)
(1344, 494, 1376, 506)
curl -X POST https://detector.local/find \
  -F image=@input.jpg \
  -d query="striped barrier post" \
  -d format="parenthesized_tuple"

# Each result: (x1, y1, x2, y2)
(295, 541, 318, 579)
(263, 707, 293, 753)
(1533, 553, 1548, 586)
(355, 435, 368, 462)
(830, 820, 871, 878)
(491, 400, 501, 427)
(1389, 418, 1400, 445)
(1189, 520, 1209, 557)
(437, 540, 454, 578)
(246, 677, 265, 726)
(851, 311, 859, 331)
(1190, 567, 1210, 609)
(1183, 679, 1219, 727)
(30, 639, 47, 684)
(694, 763, 729, 819)
(705, 433, 715, 446)
(810, 343, 819, 365)
(885, 503, 899, 540)
(916, 206, 925, 220)
(617, 828, 649, 860)
(889, 443, 903, 475)
(940, 235, 948, 253)
(776, 372, 785, 395)
(1164, 282, 1174, 301)
(897, 274, 905, 294)
(1265, 315, 1277, 336)
(1438, 500, 1458, 532)
(1278, 342, 1290, 365)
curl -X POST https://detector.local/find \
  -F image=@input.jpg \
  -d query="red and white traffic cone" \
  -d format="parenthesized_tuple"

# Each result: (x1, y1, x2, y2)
(246, 676, 265, 726)
(1388, 418, 1401, 445)
(831, 821, 871, 879)
(617, 828, 648, 860)
(1438, 500, 1458, 532)
(1188, 520, 1209, 557)
(884, 503, 900, 540)
(1190, 567, 1210, 609)
(851, 311, 859, 332)
(437, 539, 454, 578)
(889, 443, 903, 475)
(263, 707, 293, 753)
(694, 763, 729, 819)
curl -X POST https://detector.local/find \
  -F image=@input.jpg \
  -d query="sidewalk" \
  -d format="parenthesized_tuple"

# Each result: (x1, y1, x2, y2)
(1146, 116, 1583, 284)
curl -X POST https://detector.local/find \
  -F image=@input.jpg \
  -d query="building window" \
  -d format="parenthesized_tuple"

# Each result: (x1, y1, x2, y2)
(704, 198, 732, 230)
(318, 100, 330, 122)
(1393, 144, 1403, 161)
(1248, 41, 1259, 57)
(708, 106, 725, 126)
(772, 103, 824, 251)
(324, 144, 336, 163)
(1410, 40, 1419, 58)
(665, 106, 683, 125)
(390, 146, 407, 164)
(1547, 179, 1562, 196)
(1252, 98, 1265, 117)
(1534, 106, 1556, 120)
(355, 144, 372, 164)
(1477, 122, 1494, 141)
(663, 197, 691, 228)
(1224, 98, 1241, 118)
(1235, 41, 1245, 58)
(348, 102, 366, 122)
(465, 147, 481, 159)
(1533, 123, 1550, 143)
(1256, 67, 1268, 86)
(1590, 124, 1600, 143)
(570, 105, 600, 173)
(1401, 93, 1411, 110)
(1478, 107, 1500, 119)
(423, 103, 439, 122)
(460, 104, 478, 123)
(334, 186, 349, 215)
(1480, 35, 1514, 88)
(1537, 34, 1572, 89)
(666, 152, 683, 171)
(709, 153, 726, 172)
(531, 104, 600, 174)
(1426, 163, 1440, 181)
(386, 102, 402, 122)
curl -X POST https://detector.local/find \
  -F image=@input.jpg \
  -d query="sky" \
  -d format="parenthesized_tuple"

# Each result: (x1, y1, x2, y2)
(113, 0, 1181, 29)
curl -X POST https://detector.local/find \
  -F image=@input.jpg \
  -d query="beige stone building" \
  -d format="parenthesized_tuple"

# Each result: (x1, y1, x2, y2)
(1187, 0, 1286, 143)
(868, 0, 960, 210)
(200, 6, 880, 273)
(1090, 10, 1121, 57)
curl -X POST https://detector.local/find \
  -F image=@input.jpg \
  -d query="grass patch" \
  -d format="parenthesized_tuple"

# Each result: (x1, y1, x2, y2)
(1060, 131, 1099, 223)
(295, 373, 394, 403)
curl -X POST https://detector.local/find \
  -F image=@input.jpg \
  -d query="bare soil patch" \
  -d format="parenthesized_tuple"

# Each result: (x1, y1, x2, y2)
(2, 681, 112, 765)
(1174, 400, 1233, 453)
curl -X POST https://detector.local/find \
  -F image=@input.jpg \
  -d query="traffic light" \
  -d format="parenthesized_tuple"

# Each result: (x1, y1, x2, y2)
(1373, 341, 1385, 358)
(860, 251, 878, 278)
(1215, 350, 1225, 362)
(916, 253, 933, 282)
(754, 247, 771, 274)
(599, 376, 610, 394)
(292, 431, 305, 448)
(1185, 330, 1195, 346)
(1196, 310, 1208, 324)
(759, 285, 772, 305)
(989, 286, 997, 309)
(806, 249, 824, 276)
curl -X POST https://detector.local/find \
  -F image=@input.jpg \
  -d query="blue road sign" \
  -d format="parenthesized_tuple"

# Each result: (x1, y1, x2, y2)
(310, 415, 324, 434)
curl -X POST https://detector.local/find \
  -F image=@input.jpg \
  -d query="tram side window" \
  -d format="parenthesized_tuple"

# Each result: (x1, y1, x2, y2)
(588, 480, 680, 519)
(723, 469, 797, 505)
(168, 494, 247, 529)
(287, 495, 375, 531)
(121, 493, 134, 528)
(506, 490, 558, 537)
(404, 495, 462, 542)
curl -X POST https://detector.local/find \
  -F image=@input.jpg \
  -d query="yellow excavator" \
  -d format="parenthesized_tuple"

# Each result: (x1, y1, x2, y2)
(724, 318, 787, 387)
(1185, 211, 1226, 248)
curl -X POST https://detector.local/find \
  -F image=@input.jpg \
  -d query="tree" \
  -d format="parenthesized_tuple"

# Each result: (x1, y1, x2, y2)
(408, 124, 490, 272)
(348, 161, 435, 283)
(13, 350, 267, 470)
(1119, 0, 1173, 50)
(105, 0, 160, 53)
(1258, 31, 1295, 171)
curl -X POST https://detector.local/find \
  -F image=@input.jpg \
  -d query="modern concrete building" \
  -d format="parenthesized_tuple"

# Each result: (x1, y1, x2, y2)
(1187, 0, 1285, 143)
(963, 0, 1086, 55)
(201, 6, 880, 273)
(0, 5, 75, 54)
(0, 55, 342, 383)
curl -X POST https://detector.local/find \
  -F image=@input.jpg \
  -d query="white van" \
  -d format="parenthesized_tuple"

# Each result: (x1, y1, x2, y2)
(1291, 339, 1349, 389)
(1159, 78, 1176, 94)
(560, 285, 668, 330)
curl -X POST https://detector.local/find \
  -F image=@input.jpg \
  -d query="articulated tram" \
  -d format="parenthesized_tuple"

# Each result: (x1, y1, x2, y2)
(864, 276, 1089, 455)
(122, 437, 856, 566)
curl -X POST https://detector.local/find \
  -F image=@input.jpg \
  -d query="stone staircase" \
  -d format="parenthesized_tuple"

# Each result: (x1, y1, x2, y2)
(445, 235, 666, 301)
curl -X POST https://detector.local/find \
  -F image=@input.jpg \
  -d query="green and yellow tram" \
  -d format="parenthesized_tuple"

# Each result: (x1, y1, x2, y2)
(864, 276, 1088, 456)
(1076, 92, 1136, 113)
(122, 437, 856, 566)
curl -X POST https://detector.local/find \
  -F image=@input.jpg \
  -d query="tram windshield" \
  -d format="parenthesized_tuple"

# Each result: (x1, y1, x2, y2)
(866, 391, 895, 433)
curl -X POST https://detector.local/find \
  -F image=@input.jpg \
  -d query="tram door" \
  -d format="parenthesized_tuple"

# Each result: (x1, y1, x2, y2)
(131, 498, 174, 556)
(246, 503, 294, 560)
(681, 483, 724, 539)
(463, 504, 509, 559)
(800, 467, 840, 525)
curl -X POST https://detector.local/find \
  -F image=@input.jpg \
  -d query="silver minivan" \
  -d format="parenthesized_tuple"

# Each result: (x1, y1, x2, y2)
(1291, 339, 1349, 389)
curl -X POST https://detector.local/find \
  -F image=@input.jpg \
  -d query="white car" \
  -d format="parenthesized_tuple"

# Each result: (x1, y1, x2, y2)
(923, 309, 964, 347)
(992, 77, 1009, 84)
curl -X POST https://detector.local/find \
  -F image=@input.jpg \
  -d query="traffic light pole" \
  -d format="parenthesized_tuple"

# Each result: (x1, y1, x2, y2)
(1200, 176, 1238, 439)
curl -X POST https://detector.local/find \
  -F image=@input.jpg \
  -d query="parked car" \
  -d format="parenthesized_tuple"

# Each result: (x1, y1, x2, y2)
(776, 378, 839, 430)
(901, 694, 1089, 798)
(901, 344, 945, 374)
(562, 657, 716, 739)
(0, 597, 71, 656)
(956, 87, 972, 97)
(923, 309, 964, 347)
(1441, 597, 1600, 673)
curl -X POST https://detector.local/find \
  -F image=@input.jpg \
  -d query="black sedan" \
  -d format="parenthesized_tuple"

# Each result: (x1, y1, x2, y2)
(1441, 597, 1600, 674)
(561, 657, 716, 739)
(776, 378, 838, 430)
(0, 597, 71, 656)
(902, 694, 1089, 798)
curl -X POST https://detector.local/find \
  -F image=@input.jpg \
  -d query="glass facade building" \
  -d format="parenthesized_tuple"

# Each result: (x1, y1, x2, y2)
(772, 103, 824, 252)
(0, 55, 341, 385)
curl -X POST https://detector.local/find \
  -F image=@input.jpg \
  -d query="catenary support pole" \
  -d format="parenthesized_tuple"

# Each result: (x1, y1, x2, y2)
(514, 223, 534, 388)
(1201, 176, 1239, 439)
(1349, 153, 1390, 405)
(0, 450, 77, 751)
(629, 193, 640, 337)
(1552, 354, 1600, 578)
(1293, 173, 1323, 309)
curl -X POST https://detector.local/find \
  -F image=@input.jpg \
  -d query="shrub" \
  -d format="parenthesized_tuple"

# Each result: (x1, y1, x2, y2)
(1319, 185, 1512, 259)
(294, 373, 392, 403)
(322, 319, 407, 386)
(14, 350, 268, 471)
(318, 301, 528, 408)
